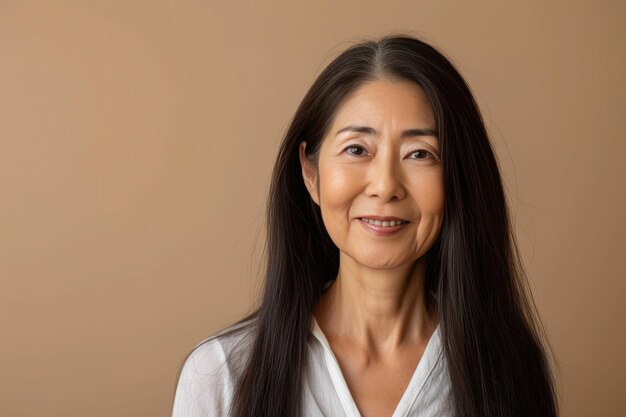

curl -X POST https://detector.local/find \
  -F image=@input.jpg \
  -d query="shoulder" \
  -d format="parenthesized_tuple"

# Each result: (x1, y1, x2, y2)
(171, 316, 258, 417)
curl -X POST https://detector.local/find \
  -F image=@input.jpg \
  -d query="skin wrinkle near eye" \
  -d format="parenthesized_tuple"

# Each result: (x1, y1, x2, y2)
(343, 145, 437, 161)
(334, 134, 440, 159)
(340, 143, 440, 162)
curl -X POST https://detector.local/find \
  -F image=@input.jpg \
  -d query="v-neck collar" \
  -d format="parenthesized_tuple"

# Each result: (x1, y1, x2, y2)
(310, 315, 443, 417)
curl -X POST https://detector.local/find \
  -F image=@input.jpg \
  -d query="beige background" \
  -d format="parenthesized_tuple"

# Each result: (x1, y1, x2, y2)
(1, 1, 624, 416)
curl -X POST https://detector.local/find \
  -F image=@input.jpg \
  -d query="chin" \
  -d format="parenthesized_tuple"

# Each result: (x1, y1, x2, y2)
(353, 254, 409, 271)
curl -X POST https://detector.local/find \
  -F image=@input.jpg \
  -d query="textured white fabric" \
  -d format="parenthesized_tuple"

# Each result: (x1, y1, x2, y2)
(171, 314, 453, 417)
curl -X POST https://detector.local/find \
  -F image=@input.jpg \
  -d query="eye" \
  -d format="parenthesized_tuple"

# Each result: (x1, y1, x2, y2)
(344, 145, 367, 156)
(408, 149, 434, 160)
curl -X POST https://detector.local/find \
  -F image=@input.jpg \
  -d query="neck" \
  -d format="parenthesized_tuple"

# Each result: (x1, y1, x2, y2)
(314, 253, 438, 353)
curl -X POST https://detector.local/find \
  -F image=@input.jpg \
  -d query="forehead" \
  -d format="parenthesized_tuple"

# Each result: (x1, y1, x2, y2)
(330, 79, 435, 129)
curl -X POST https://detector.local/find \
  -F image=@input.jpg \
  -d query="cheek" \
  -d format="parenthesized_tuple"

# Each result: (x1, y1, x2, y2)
(415, 172, 445, 239)
(318, 164, 362, 239)
(423, 174, 445, 214)
(322, 166, 360, 203)
(411, 165, 444, 209)
(398, 166, 441, 218)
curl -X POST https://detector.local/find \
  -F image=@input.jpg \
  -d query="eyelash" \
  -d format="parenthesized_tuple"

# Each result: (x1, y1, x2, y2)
(343, 145, 435, 160)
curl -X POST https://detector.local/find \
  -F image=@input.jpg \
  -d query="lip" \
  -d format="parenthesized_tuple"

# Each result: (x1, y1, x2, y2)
(357, 216, 410, 236)
(357, 215, 410, 222)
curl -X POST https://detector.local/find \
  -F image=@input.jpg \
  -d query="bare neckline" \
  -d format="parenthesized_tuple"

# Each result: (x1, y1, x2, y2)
(310, 315, 443, 417)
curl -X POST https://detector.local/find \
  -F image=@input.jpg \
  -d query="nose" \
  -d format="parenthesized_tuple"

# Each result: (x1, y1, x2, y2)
(365, 150, 407, 202)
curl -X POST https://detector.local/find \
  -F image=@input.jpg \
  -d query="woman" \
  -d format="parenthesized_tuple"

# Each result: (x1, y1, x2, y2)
(171, 34, 559, 417)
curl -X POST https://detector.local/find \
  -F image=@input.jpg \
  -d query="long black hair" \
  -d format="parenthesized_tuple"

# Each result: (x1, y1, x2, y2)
(220, 33, 558, 417)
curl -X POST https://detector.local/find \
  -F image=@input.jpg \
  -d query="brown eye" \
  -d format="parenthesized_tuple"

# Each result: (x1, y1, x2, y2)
(409, 150, 432, 160)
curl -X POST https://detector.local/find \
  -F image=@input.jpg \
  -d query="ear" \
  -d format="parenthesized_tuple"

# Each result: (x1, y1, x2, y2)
(299, 141, 320, 206)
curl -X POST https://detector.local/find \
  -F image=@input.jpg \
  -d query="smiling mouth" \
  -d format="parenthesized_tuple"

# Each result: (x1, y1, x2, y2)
(358, 217, 410, 227)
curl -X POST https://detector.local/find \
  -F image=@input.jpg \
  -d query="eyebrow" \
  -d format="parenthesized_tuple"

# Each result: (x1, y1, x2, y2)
(335, 124, 439, 139)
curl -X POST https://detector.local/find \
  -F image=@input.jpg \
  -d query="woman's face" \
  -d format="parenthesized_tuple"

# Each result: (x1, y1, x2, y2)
(299, 79, 444, 270)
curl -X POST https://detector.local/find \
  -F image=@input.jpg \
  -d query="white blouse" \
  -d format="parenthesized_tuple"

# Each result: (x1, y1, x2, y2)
(171, 314, 453, 417)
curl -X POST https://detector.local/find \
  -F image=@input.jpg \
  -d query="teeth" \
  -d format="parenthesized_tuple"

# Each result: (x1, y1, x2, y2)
(361, 218, 407, 227)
